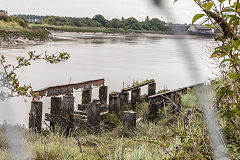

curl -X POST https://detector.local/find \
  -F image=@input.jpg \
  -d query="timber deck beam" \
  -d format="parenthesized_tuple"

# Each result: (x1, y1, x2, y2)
(148, 83, 204, 103)
(122, 79, 155, 92)
(33, 78, 105, 97)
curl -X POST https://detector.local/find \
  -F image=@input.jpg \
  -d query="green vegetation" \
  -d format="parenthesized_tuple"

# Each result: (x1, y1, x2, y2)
(0, 29, 50, 41)
(175, 0, 240, 158)
(0, 15, 50, 42)
(0, 89, 213, 159)
(20, 14, 171, 34)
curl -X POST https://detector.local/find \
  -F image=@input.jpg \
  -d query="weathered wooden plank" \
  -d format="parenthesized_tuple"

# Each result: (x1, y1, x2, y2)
(122, 79, 155, 92)
(33, 78, 105, 97)
(45, 113, 61, 123)
(74, 111, 87, 116)
(148, 83, 204, 100)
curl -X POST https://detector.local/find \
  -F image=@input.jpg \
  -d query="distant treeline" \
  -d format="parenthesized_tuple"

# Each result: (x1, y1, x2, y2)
(17, 14, 170, 32)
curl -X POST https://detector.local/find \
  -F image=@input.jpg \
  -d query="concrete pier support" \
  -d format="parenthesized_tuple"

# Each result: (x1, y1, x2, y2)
(131, 88, 141, 110)
(29, 101, 43, 132)
(99, 86, 108, 104)
(148, 82, 156, 96)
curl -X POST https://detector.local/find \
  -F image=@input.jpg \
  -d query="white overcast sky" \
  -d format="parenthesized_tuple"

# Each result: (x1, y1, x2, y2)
(0, 0, 202, 24)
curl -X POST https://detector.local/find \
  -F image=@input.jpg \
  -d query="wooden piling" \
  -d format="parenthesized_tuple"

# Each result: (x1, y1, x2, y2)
(50, 97, 62, 131)
(148, 82, 156, 96)
(131, 88, 141, 110)
(61, 94, 75, 136)
(99, 86, 108, 104)
(120, 91, 129, 107)
(29, 101, 43, 132)
(78, 104, 87, 111)
(109, 94, 120, 114)
(82, 85, 92, 104)
(170, 92, 181, 114)
(123, 111, 136, 130)
(87, 101, 101, 133)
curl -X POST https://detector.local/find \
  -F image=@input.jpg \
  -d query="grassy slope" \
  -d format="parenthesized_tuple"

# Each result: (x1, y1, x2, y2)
(30, 23, 171, 35)
(0, 20, 50, 41)
(0, 89, 213, 160)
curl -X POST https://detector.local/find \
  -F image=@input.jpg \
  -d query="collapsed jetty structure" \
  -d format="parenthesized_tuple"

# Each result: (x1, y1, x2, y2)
(29, 78, 203, 136)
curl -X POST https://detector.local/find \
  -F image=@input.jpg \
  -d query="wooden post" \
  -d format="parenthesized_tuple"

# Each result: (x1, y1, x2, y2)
(87, 101, 101, 133)
(123, 111, 136, 130)
(131, 88, 141, 110)
(99, 86, 108, 104)
(61, 94, 75, 136)
(170, 93, 175, 114)
(50, 97, 62, 131)
(109, 94, 120, 114)
(120, 91, 129, 107)
(170, 92, 181, 114)
(148, 82, 156, 96)
(78, 104, 87, 111)
(82, 85, 92, 104)
(175, 92, 181, 113)
(29, 101, 42, 132)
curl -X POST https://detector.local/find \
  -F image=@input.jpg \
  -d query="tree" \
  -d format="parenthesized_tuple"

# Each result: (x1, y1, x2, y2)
(92, 14, 108, 27)
(124, 17, 143, 30)
(149, 18, 167, 31)
(111, 18, 121, 28)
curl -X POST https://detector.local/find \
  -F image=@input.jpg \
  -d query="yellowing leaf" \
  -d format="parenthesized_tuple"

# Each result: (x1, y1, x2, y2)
(192, 14, 205, 24)
(210, 53, 218, 58)
(203, 2, 214, 11)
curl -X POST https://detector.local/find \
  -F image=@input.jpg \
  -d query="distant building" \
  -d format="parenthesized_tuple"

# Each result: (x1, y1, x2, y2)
(168, 23, 190, 33)
(0, 10, 7, 16)
(27, 18, 40, 23)
(188, 25, 214, 34)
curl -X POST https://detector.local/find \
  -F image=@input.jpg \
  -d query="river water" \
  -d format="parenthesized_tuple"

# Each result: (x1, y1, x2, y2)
(0, 32, 217, 126)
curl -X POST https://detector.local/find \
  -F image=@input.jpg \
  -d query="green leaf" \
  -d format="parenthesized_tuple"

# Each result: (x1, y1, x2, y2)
(205, 24, 216, 28)
(220, 59, 231, 65)
(203, 2, 214, 11)
(192, 14, 205, 24)
(222, 7, 235, 12)
(218, 0, 225, 3)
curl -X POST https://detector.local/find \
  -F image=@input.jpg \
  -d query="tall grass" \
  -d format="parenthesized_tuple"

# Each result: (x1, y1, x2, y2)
(0, 89, 213, 160)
